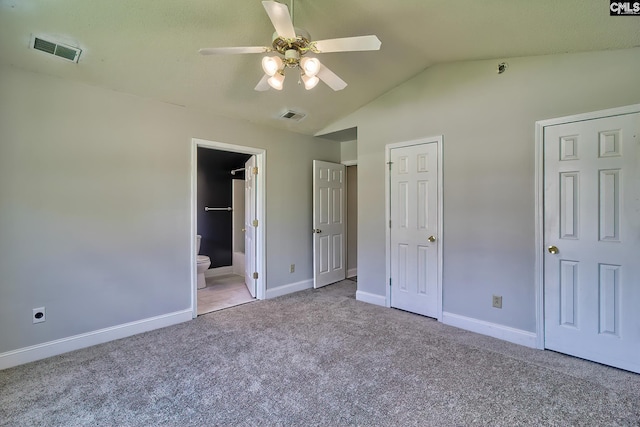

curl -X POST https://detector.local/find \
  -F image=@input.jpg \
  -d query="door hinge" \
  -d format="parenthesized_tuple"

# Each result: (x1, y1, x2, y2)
(253, 272, 259, 279)
(389, 278, 392, 287)
(387, 161, 393, 171)
(389, 220, 391, 228)
(252, 167, 258, 175)
(252, 219, 258, 227)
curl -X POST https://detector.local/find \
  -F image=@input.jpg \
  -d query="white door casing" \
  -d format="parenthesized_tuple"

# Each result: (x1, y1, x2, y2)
(313, 160, 346, 288)
(244, 156, 257, 298)
(388, 140, 440, 318)
(191, 138, 265, 318)
(542, 111, 640, 373)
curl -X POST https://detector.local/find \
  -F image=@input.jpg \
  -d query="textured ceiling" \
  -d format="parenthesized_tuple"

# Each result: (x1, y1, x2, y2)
(1, 0, 639, 137)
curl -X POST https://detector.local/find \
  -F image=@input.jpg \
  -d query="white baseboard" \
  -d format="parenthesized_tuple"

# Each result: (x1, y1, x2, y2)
(265, 279, 313, 299)
(442, 312, 537, 348)
(0, 309, 193, 370)
(356, 290, 387, 307)
(347, 268, 358, 278)
(205, 266, 233, 278)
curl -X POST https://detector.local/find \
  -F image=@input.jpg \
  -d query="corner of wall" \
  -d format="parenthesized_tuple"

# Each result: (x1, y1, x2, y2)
(340, 139, 358, 164)
(355, 290, 387, 307)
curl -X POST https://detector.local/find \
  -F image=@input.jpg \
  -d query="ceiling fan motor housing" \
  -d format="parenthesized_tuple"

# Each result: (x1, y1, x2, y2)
(271, 30, 312, 56)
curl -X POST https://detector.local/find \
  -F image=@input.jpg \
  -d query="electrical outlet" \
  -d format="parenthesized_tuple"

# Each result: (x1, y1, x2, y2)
(289, 264, 295, 273)
(492, 295, 503, 309)
(33, 307, 46, 324)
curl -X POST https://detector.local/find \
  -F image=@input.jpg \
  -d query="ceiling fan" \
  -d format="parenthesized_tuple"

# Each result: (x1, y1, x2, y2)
(199, 0, 381, 91)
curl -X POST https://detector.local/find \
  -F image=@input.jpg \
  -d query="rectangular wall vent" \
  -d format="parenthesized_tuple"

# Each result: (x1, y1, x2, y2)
(279, 110, 306, 122)
(30, 35, 82, 63)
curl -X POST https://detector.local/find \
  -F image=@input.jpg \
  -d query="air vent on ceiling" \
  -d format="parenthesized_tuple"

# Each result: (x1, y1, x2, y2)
(279, 110, 306, 122)
(30, 35, 82, 63)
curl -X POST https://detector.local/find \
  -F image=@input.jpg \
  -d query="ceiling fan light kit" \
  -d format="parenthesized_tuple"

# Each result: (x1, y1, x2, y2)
(261, 56, 283, 76)
(300, 57, 320, 77)
(199, 1, 381, 92)
(267, 72, 285, 90)
(301, 74, 319, 90)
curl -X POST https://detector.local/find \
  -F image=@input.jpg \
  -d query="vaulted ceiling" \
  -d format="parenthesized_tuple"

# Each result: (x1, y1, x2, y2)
(1, 0, 639, 137)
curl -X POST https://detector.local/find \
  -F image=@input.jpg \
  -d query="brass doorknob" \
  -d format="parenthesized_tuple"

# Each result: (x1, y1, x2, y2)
(548, 245, 559, 254)
(428, 236, 436, 243)
(241, 228, 246, 232)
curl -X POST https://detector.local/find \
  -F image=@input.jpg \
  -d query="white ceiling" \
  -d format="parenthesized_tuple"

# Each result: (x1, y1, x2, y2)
(1, 0, 639, 137)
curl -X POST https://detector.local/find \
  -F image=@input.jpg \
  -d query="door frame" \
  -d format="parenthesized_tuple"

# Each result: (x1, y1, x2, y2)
(342, 161, 357, 279)
(385, 136, 444, 320)
(190, 138, 266, 318)
(533, 103, 640, 349)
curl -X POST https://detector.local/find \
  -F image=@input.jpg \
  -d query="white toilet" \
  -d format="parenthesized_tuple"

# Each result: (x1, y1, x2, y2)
(196, 235, 211, 289)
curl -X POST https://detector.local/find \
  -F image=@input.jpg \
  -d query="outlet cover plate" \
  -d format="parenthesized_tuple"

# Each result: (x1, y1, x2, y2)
(33, 307, 46, 323)
(492, 295, 502, 309)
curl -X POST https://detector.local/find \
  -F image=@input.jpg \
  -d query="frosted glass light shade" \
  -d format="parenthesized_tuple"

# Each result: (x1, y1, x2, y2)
(302, 74, 319, 90)
(267, 72, 285, 90)
(262, 56, 283, 77)
(300, 57, 320, 77)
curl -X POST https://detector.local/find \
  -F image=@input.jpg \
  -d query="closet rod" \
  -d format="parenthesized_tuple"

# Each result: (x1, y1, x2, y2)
(204, 207, 232, 211)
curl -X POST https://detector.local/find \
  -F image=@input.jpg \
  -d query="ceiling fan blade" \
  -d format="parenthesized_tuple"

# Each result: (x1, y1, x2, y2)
(199, 47, 268, 55)
(262, 1, 296, 39)
(254, 75, 270, 91)
(313, 35, 381, 53)
(317, 64, 347, 91)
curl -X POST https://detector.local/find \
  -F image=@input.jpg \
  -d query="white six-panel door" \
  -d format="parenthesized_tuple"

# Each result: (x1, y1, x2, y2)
(244, 156, 257, 298)
(313, 160, 346, 288)
(389, 142, 439, 318)
(544, 112, 640, 373)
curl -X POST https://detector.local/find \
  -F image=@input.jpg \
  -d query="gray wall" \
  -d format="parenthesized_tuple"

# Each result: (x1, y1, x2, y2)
(341, 140, 357, 163)
(321, 47, 640, 333)
(0, 64, 339, 354)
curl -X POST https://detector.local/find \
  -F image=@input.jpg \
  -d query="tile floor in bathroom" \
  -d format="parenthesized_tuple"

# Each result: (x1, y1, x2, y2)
(197, 274, 255, 316)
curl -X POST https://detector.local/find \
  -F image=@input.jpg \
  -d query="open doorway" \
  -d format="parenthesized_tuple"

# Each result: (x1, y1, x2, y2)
(191, 138, 266, 318)
(346, 164, 358, 280)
